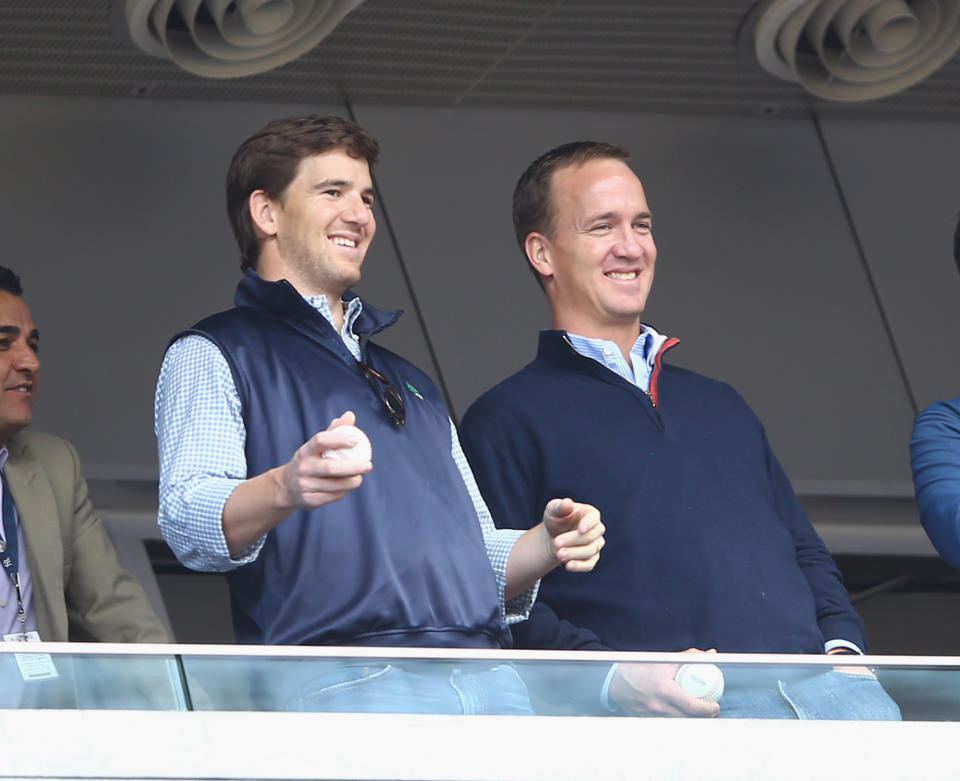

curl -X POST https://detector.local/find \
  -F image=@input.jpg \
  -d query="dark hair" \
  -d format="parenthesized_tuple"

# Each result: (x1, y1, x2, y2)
(513, 141, 630, 286)
(226, 115, 380, 271)
(0, 266, 23, 297)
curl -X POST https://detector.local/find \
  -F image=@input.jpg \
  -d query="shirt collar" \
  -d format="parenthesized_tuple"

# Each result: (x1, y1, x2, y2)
(568, 325, 669, 370)
(564, 325, 670, 390)
(635, 324, 668, 368)
(302, 293, 364, 338)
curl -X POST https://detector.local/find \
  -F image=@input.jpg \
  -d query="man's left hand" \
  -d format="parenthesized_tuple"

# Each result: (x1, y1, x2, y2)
(541, 497, 605, 572)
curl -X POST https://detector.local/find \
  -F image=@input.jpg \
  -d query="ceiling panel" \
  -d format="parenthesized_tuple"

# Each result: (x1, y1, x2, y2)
(0, 0, 958, 118)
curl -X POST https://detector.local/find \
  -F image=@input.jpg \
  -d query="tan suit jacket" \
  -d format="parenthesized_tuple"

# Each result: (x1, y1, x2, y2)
(6, 430, 169, 642)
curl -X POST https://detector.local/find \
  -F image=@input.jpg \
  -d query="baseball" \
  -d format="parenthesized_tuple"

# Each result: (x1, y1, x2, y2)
(322, 425, 373, 462)
(675, 662, 724, 702)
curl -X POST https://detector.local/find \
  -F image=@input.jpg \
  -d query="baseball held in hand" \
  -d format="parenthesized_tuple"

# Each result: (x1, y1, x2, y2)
(675, 663, 724, 702)
(322, 425, 372, 462)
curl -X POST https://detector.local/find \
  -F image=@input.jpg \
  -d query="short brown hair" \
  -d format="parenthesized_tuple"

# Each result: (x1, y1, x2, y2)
(226, 115, 380, 271)
(513, 141, 629, 286)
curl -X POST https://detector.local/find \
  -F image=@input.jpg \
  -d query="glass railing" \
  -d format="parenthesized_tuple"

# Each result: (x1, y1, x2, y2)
(2, 643, 959, 721)
(5, 645, 960, 780)
(0, 644, 184, 710)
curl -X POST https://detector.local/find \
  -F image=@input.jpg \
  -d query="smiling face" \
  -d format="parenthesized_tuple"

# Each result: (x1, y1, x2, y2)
(253, 149, 377, 298)
(0, 291, 39, 447)
(527, 157, 656, 347)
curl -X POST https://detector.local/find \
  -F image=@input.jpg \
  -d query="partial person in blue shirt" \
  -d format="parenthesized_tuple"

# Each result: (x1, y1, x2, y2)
(154, 115, 605, 714)
(911, 214, 960, 570)
(459, 141, 900, 720)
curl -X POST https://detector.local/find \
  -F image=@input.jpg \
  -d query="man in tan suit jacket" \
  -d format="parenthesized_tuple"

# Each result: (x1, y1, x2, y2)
(0, 265, 168, 644)
(7, 431, 170, 642)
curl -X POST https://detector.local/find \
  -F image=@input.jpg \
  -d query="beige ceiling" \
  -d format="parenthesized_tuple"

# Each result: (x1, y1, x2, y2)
(1, 0, 959, 118)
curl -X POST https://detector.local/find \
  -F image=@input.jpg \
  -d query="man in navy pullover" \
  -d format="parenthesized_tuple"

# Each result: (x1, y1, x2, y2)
(154, 116, 605, 713)
(460, 141, 900, 719)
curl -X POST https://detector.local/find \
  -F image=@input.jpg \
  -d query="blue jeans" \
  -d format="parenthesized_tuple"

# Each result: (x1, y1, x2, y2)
(717, 669, 902, 720)
(278, 661, 534, 715)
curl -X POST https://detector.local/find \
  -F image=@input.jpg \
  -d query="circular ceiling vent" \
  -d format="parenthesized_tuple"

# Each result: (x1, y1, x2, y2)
(113, 0, 365, 78)
(740, 0, 960, 101)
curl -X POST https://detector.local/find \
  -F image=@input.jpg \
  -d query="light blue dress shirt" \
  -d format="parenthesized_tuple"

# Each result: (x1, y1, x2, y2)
(565, 326, 668, 392)
(0, 448, 36, 637)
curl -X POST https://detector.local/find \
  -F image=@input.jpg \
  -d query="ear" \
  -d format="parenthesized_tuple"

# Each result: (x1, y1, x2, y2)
(249, 190, 279, 238)
(525, 232, 554, 281)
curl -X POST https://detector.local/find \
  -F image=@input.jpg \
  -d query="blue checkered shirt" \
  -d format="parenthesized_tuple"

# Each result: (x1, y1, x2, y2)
(154, 293, 534, 622)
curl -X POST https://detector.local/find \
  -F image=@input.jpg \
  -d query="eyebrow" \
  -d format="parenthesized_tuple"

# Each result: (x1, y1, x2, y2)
(312, 178, 376, 197)
(587, 210, 653, 223)
(0, 326, 39, 340)
(312, 178, 349, 191)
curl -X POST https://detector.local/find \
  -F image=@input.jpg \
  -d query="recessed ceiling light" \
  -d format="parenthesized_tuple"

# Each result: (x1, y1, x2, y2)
(739, 0, 960, 101)
(113, 0, 365, 79)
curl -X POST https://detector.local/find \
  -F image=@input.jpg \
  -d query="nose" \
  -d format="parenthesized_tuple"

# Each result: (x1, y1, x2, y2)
(341, 193, 373, 227)
(612, 227, 644, 260)
(13, 343, 39, 374)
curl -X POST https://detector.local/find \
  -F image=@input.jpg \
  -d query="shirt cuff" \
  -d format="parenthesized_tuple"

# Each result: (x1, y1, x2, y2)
(503, 580, 541, 624)
(601, 663, 620, 713)
(824, 639, 863, 655)
(492, 527, 540, 623)
(160, 477, 265, 572)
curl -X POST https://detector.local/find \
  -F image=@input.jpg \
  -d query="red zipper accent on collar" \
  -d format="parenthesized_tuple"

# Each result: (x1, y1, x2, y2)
(649, 337, 680, 408)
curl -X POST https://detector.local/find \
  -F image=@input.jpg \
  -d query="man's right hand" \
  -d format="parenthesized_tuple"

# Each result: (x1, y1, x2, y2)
(608, 649, 721, 718)
(222, 411, 372, 555)
(278, 410, 373, 510)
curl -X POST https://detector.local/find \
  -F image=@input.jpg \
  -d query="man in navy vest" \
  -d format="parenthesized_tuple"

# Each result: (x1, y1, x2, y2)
(154, 116, 604, 713)
(460, 141, 900, 720)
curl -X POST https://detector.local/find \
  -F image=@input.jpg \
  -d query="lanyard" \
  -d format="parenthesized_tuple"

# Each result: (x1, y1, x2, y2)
(1, 471, 25, 627)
